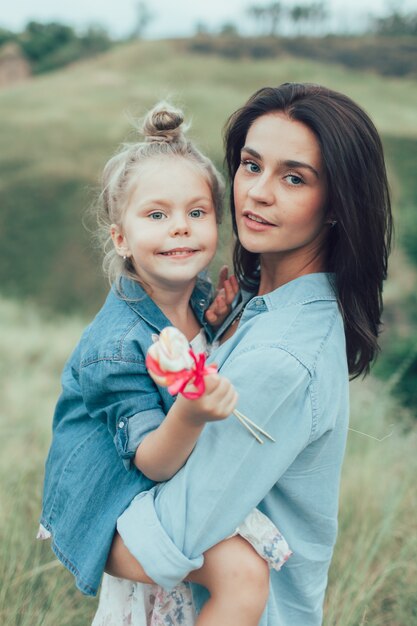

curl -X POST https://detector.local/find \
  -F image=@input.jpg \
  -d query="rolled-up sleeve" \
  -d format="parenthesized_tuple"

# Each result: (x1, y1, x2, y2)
(80, 358, 165, 469)
(117, 346, 313, 588)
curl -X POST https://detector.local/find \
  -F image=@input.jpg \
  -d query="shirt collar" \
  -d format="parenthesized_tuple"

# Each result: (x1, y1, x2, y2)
(115, 275, 214, 336)
(249, 272, 337, 312)
(214, 273, 336, 340)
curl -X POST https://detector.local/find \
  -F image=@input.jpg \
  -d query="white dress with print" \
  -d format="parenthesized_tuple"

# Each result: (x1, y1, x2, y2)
(92, 508, 292, 626)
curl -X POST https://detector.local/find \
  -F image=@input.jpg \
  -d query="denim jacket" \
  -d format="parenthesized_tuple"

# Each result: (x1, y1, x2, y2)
(117, 273, 350, 626)
(40, 276, 213, 596)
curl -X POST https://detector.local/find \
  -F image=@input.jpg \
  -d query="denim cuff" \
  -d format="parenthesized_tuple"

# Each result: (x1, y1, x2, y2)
(114, 408, 165, 470)
(117, 487, 203, 590)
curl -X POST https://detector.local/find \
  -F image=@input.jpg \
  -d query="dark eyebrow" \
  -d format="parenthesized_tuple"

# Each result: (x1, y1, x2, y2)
(241, 146, 262, 160)
(285, 159, 320, 179)
(241, 146, 320, 179)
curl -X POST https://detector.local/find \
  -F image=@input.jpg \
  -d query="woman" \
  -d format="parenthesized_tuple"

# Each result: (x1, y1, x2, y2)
(104, 82, 392, 625)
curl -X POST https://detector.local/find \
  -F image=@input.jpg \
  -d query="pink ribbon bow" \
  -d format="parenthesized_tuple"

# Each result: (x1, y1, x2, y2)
(146, 349, 218, 399)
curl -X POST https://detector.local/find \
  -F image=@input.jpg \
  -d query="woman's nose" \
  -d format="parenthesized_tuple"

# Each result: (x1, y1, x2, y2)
(248, 174, 274, 205)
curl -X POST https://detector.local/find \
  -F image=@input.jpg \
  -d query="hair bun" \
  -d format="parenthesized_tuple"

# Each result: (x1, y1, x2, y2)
(142, 101, 187, 144)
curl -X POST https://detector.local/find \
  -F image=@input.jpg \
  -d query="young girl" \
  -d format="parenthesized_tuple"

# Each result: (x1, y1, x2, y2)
(39, 102, 291, 626)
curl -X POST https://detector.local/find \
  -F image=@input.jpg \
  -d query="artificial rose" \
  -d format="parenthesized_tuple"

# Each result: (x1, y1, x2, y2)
(148, 326, 194, 374)
(146, 326, 217, 398)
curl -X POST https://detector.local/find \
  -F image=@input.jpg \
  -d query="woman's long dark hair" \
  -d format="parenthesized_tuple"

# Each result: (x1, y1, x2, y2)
(224, 83, 393, 379)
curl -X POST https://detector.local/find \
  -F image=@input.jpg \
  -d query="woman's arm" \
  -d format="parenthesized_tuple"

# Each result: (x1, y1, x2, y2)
(134, 374, 237, 481)
(116, 347, 313, 589)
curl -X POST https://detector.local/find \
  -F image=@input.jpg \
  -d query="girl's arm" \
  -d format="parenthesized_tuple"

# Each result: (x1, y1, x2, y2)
(134, 374, 237, 481)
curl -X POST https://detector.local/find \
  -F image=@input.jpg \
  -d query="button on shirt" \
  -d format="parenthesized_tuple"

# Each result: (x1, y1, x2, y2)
(117, 273, 350, 626)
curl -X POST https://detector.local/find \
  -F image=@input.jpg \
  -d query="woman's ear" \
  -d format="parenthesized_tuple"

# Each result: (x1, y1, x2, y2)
(110, 224, 130, 257)
(324, 213, 337, 227)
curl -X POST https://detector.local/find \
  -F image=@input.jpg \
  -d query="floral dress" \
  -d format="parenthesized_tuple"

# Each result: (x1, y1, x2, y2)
(92, 508, 292, 626)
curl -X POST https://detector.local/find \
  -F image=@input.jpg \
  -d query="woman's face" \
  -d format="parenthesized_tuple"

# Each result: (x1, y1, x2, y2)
(233, 112, 329, 267)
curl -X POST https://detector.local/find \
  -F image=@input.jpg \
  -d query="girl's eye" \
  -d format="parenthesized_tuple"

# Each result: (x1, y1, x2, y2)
(149, 211, 166, 220)
(285, 174, 304, 186)
(241, 159, 261, 174)
(189, 209, 205, 218)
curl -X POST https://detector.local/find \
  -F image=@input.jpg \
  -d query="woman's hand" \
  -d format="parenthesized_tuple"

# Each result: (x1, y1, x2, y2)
(205, 266, 239, 327)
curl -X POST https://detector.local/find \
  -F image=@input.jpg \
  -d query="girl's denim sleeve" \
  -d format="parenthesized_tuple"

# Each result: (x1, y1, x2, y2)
(79, 358, 166, 470)
(117, 346, 315, 587)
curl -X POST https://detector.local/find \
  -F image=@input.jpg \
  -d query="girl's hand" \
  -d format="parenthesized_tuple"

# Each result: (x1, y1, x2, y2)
(205, 266, 239, 327)
(174, 373, 238, 427)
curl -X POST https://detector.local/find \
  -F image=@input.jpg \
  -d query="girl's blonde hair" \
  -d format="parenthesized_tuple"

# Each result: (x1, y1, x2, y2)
(96, 101, 224, 288)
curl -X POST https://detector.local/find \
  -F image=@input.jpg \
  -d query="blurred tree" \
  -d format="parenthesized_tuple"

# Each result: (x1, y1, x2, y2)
(19, 21, 76, 64)
(219, 22, 239, 36)
(15, 20, 112, 74)
(247, 2, 283, 36)
(308, 2, 328, 35)
(80, 26, 112, 55)
(195, 21, 210, 35)
(0, 27, 15, 47)
(373, 10, 417, 36)
(131, 0, 155, 39)
(246, 5, 268, 35)
(290, 5, 312, 35)
(267, 2, 283, 36)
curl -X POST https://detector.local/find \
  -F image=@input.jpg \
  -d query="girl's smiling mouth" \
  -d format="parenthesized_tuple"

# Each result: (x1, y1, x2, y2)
(158, 248, 199, 257)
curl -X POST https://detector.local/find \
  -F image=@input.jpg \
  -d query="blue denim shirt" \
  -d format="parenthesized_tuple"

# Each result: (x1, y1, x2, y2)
(40, 276, 213, 596)
(117, 273, 349, 626)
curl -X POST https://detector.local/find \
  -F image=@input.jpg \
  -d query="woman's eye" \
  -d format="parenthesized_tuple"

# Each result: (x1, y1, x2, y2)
(285, 174, 304, 186)
(241, 159, 260, 174)
(149, 211, 166, 220)
(189, 209, 205, 218)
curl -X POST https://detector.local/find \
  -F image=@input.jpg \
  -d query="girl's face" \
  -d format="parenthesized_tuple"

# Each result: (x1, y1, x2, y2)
(233, 112, 329, 268)
(111, 156, 218, 292)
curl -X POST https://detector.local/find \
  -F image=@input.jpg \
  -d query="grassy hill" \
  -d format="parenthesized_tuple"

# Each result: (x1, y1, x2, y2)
(1, 39, 417, 314)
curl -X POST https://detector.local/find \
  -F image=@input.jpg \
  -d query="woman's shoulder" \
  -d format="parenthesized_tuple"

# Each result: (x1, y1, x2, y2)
(279, 297, 345, 375)
(226, 294, 344, 378)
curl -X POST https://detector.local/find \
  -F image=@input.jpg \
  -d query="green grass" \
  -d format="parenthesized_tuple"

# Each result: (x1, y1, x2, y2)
(0, 296, 416, 624)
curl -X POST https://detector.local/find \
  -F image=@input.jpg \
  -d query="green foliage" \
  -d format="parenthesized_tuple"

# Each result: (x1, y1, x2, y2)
(187, 33, 417, 78)
(285, 35, 417, 77)
(373, 10, 417, 37)
(189, 34, 282, 59)
(7, 21, 114, 75)
(372, 136, 417, 416)
(19, 21, 76, 64)
(383, 136, 417, 265)
(0, 27, 15, 47)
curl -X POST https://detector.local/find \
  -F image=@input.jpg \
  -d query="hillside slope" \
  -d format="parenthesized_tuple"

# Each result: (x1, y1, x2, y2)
(0, 39, 416, 313)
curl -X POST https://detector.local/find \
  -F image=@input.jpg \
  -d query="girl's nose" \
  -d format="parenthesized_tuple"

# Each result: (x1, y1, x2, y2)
(248, 174, 274, 205)
(170, 218, 190, 237)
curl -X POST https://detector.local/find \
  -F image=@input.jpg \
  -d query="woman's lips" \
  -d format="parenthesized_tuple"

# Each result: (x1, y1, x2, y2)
(242, 212, 275, 231)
